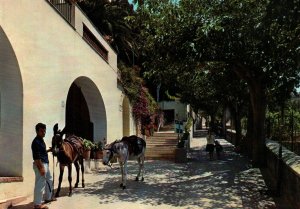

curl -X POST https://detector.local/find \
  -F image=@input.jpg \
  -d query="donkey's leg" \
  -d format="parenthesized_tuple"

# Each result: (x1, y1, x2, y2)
(55, 164, 65, 197)
(67, 164, 73, 197)
(123, 161, 128, 189)
(135, 157, 141, 181)
(140, 155, 145, 181)
(80, 157, 85, 188)
(74, 161, 80, 188)
(119, 161, 124, 188)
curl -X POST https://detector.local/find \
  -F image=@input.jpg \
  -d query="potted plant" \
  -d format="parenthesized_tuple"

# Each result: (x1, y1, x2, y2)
(82, 139, 94, 160)
(93, 141, 103, 159)
(175, 135, 188, 163)
(175, 117, 193, 163)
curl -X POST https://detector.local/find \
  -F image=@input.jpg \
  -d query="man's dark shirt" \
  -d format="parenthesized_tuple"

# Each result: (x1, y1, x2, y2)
(31, 136, 49, 163)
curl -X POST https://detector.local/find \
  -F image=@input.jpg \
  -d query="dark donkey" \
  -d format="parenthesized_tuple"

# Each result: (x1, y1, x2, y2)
(51, 124, 85, 197)
(103, 135, 146, 189)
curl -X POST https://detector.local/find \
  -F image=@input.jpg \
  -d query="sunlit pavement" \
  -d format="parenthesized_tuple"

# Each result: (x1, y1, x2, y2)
(13, 136, 277, 209)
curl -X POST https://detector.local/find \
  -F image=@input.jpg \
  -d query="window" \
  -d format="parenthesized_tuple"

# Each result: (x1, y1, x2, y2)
(83, 24, 109, 62)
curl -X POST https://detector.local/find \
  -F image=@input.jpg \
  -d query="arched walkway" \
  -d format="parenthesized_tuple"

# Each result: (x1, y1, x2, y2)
(66, 76, 106, 142)
(0, 26, 23, 176)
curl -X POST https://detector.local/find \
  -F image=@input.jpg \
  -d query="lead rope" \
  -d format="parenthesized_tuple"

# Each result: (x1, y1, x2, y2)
(52, 153, 55, 199)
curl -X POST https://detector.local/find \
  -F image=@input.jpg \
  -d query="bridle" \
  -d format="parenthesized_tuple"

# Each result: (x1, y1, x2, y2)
(103, 147, 115, 167)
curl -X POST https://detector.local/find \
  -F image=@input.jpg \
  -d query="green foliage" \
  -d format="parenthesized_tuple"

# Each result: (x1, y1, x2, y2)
(119, 64, 142, 102)
(82, 139, 95, 150)
(184, 117, 193, 133)
(135, 0, 299, 100)
(119, 64, 158, 122)
(267, 99, 300, 140)
(93, 141, 104, 151)
(241, 117, 248, 135)
(177, 117, 193, 148)
(134, 0, 300, 164)
(78, 0, 138, 65)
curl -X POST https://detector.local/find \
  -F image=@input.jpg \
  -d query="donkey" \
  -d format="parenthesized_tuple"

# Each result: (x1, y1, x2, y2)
(103, 135, 146, 189)
(51, 124, 85, 197)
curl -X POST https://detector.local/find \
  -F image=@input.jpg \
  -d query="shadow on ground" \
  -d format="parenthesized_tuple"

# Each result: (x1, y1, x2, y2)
(11, 203, 34, 209)
(70, 143, 275, 209)
(12, 140, 277, 209)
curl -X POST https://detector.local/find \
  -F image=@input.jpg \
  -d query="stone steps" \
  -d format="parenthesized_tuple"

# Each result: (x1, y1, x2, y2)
(145, 132, 178, 160)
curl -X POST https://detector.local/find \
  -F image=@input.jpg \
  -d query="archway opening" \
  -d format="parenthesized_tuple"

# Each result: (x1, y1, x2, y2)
(65, 77, 107, 144)
(0, 27, 23, 177)
(66, 83, 92, 140)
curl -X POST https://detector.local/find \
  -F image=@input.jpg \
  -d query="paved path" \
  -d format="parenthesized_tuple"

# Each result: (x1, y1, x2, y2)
(13, 137, 276, 209)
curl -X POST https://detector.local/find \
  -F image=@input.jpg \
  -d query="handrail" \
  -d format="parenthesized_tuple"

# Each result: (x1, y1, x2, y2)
(46, 0, 74, 26)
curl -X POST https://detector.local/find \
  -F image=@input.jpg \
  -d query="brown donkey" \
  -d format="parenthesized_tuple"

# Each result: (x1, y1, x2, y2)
(51, 124, 85, 197)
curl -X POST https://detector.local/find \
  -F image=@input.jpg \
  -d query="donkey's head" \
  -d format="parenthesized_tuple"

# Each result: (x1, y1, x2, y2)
(52, 123, 65, 156)
(102, 141, 118, 166)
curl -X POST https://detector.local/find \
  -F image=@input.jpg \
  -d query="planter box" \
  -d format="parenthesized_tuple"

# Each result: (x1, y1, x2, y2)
(83, 150, 91, 160)
(94, 150, 103, 159)
(175, 148, 187, 163)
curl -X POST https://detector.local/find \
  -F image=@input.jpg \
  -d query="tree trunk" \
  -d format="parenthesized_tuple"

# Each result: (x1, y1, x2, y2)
(210, 113, 216, 131)
(232, 65, 267, 166)
(222, 107, 227, 139)
(245, 105, 253, 157)
(200, 116, 203, 130)
(249, 82, 267, 167)
(234, 108, 242, 147)
(229, 103, 242, 147)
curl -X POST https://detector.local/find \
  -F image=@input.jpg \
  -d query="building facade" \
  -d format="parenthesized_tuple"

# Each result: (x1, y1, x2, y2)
(0, 0, 136, 202)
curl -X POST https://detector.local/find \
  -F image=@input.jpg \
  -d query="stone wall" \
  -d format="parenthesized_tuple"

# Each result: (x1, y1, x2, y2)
(223, 130, 300, 208)
(266, 140, 300, 209)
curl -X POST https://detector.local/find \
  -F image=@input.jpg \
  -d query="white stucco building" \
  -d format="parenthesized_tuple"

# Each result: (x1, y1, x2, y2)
(158, 100, 189, 122)
(0, 0, 136, 204)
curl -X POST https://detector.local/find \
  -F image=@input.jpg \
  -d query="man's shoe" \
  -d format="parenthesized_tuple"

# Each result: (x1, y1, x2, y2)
(44, 197, 57, 203)
(33, 204, 49, 209)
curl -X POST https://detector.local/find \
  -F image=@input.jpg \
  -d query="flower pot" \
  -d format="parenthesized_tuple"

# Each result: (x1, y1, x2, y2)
(175, 147, 187, 163)
(94, 150, 103, 159)
(83, 149, 91, 160)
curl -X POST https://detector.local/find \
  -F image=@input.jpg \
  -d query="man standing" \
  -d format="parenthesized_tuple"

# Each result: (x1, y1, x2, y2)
(31, 123, 56, 209)
(206, 129, 215, 160)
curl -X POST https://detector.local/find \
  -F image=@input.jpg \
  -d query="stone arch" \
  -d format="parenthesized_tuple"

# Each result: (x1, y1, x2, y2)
(122, 96, 130, 136)
(66, 76, 106, 142)
(0, 27, 23, 176)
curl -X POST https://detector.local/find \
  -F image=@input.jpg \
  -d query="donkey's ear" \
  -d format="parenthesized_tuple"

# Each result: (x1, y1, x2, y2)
(60, 127, 68, 138)
(53, 123, 58, 134)
(60, 127, 66, 135)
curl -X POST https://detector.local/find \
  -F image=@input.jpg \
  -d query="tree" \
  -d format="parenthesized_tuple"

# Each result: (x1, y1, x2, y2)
(78, 0, 158, 133)
(135, 0, 300, 166)
(119, 64, 158, 126)
(174, 62, 249, 145)
(78, 0, 138, 65)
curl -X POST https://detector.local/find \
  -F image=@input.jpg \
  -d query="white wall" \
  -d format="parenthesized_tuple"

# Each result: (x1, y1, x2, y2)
(0, 0, 128, 200)
(159, 101, 188, 121)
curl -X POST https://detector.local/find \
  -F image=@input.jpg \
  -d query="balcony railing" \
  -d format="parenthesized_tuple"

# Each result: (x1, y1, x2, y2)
(47, 0, 74, 25)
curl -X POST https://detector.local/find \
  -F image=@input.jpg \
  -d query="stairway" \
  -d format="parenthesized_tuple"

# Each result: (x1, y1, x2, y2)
(145, 132, 179, 160)
(193, 130, 208, 138)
